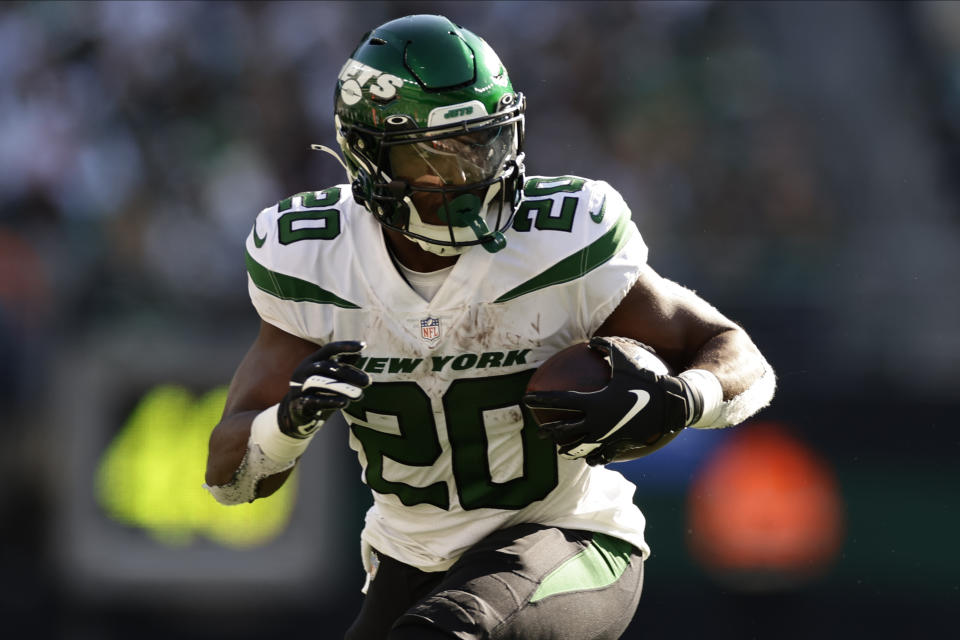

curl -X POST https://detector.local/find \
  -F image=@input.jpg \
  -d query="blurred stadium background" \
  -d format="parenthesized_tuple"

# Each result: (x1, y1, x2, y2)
(1, 1, 957, 637)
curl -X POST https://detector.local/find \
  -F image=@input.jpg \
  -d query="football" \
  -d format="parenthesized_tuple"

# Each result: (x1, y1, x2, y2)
(526, 338, 681, 462)
(525, 342, 611, 425)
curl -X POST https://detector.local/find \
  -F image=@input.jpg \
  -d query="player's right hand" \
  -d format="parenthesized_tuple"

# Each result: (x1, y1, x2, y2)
(277, 340, 370, 439)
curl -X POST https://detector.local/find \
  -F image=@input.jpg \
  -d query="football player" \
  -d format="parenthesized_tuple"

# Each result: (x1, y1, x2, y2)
(204, 14, 775, 640)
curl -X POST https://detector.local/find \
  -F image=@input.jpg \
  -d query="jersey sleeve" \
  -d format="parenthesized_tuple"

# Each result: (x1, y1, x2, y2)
(576, 181, 648, 335)
(243, 188, 360, 343)
(486, 177, 648, 341)
(244, 203, 311, 340)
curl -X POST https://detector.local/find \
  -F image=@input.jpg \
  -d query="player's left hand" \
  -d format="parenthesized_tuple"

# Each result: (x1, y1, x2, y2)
(523, 337, 690, 465)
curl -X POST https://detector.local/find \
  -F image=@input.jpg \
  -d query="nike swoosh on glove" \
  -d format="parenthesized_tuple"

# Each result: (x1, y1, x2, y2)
(523, 336, 692, 465)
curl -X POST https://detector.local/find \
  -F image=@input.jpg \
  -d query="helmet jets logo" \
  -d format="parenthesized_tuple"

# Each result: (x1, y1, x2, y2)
(339, 59, 403, 105)
(427, 100, 487, 126)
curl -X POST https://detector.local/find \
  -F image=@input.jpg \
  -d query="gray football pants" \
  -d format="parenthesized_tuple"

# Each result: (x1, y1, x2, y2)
(345, 522, 645, 640)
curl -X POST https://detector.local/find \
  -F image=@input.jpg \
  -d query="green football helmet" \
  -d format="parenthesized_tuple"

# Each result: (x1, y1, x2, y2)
(332, 14, 526, 255)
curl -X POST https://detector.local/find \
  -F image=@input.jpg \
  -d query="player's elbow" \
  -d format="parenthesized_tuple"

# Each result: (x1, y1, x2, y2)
(205, 482, 253, 506)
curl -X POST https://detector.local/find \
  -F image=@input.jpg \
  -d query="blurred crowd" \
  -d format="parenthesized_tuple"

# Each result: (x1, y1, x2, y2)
(1, 2, 957, 400)
(1, 0, 959, 635)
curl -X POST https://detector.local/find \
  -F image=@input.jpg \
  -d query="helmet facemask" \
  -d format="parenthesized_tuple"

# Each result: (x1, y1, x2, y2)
(337, 94, 526, 256)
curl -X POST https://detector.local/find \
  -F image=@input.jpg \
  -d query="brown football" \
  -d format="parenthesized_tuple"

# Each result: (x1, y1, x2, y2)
(526, 343, 611, 425)
(525, 338, 680, 463)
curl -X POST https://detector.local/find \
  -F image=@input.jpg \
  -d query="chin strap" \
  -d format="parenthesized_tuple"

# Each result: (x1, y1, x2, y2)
(408, 180, 509, 254)
(412, 236, 467, 257)
(439, 193, 506, 254)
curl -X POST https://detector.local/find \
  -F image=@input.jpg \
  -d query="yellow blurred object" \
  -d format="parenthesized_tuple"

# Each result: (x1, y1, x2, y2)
(95, 385, 297, 548)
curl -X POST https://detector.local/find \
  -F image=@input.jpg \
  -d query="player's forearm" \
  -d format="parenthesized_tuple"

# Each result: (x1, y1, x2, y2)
(205, 411, 259, 486)
(685, 327, 769, 400)
(682, 326, 775, 430)
(204, 409, 300, 503)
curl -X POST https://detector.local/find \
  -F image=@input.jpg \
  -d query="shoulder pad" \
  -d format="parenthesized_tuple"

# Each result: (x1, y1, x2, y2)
(249, 186, 352, 251)
(245, 185, 363, 310)
(489, 176, 645, 304)
(513, 176, 629, 236)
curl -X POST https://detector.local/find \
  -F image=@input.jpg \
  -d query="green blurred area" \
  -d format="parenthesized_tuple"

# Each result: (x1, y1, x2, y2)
(95, 385, 297, 548)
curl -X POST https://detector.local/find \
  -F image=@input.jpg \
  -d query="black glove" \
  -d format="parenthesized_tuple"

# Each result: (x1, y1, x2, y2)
(523, 337, 697, 465)
(277, 340, 370, 438)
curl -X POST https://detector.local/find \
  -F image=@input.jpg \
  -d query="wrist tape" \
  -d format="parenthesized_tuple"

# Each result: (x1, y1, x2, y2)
(204, 404, 316, 506)
(250, 403, 318, 464)
(203, 443, 296, 505)
(678, 369, 723, 429)
(203, 405, 315, 505)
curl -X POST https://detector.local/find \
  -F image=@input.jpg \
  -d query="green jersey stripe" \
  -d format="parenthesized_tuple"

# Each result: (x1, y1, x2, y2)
(530, 533, 634, 602)
(245, 249, 361, 309)
(494, 211, 632, 303)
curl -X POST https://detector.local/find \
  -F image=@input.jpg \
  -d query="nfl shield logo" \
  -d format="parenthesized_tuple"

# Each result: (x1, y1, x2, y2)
(420, 317, 441, 343)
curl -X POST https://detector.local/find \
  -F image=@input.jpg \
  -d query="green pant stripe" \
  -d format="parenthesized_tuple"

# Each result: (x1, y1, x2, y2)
(530, 533, 634, 602)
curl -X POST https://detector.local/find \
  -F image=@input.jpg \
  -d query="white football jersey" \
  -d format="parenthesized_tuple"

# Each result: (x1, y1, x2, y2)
(246, 175, 651, 571)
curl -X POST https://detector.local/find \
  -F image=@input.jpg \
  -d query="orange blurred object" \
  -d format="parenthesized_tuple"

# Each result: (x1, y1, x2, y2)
(687, 422, 844, 588)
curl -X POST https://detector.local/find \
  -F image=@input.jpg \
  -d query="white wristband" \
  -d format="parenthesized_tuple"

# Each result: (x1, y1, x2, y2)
(678, 369, 724, 429)
(249, 404, 316, 464)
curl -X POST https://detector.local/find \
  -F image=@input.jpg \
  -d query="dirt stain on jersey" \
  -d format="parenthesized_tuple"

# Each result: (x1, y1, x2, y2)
(450, 304, 502, 353)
